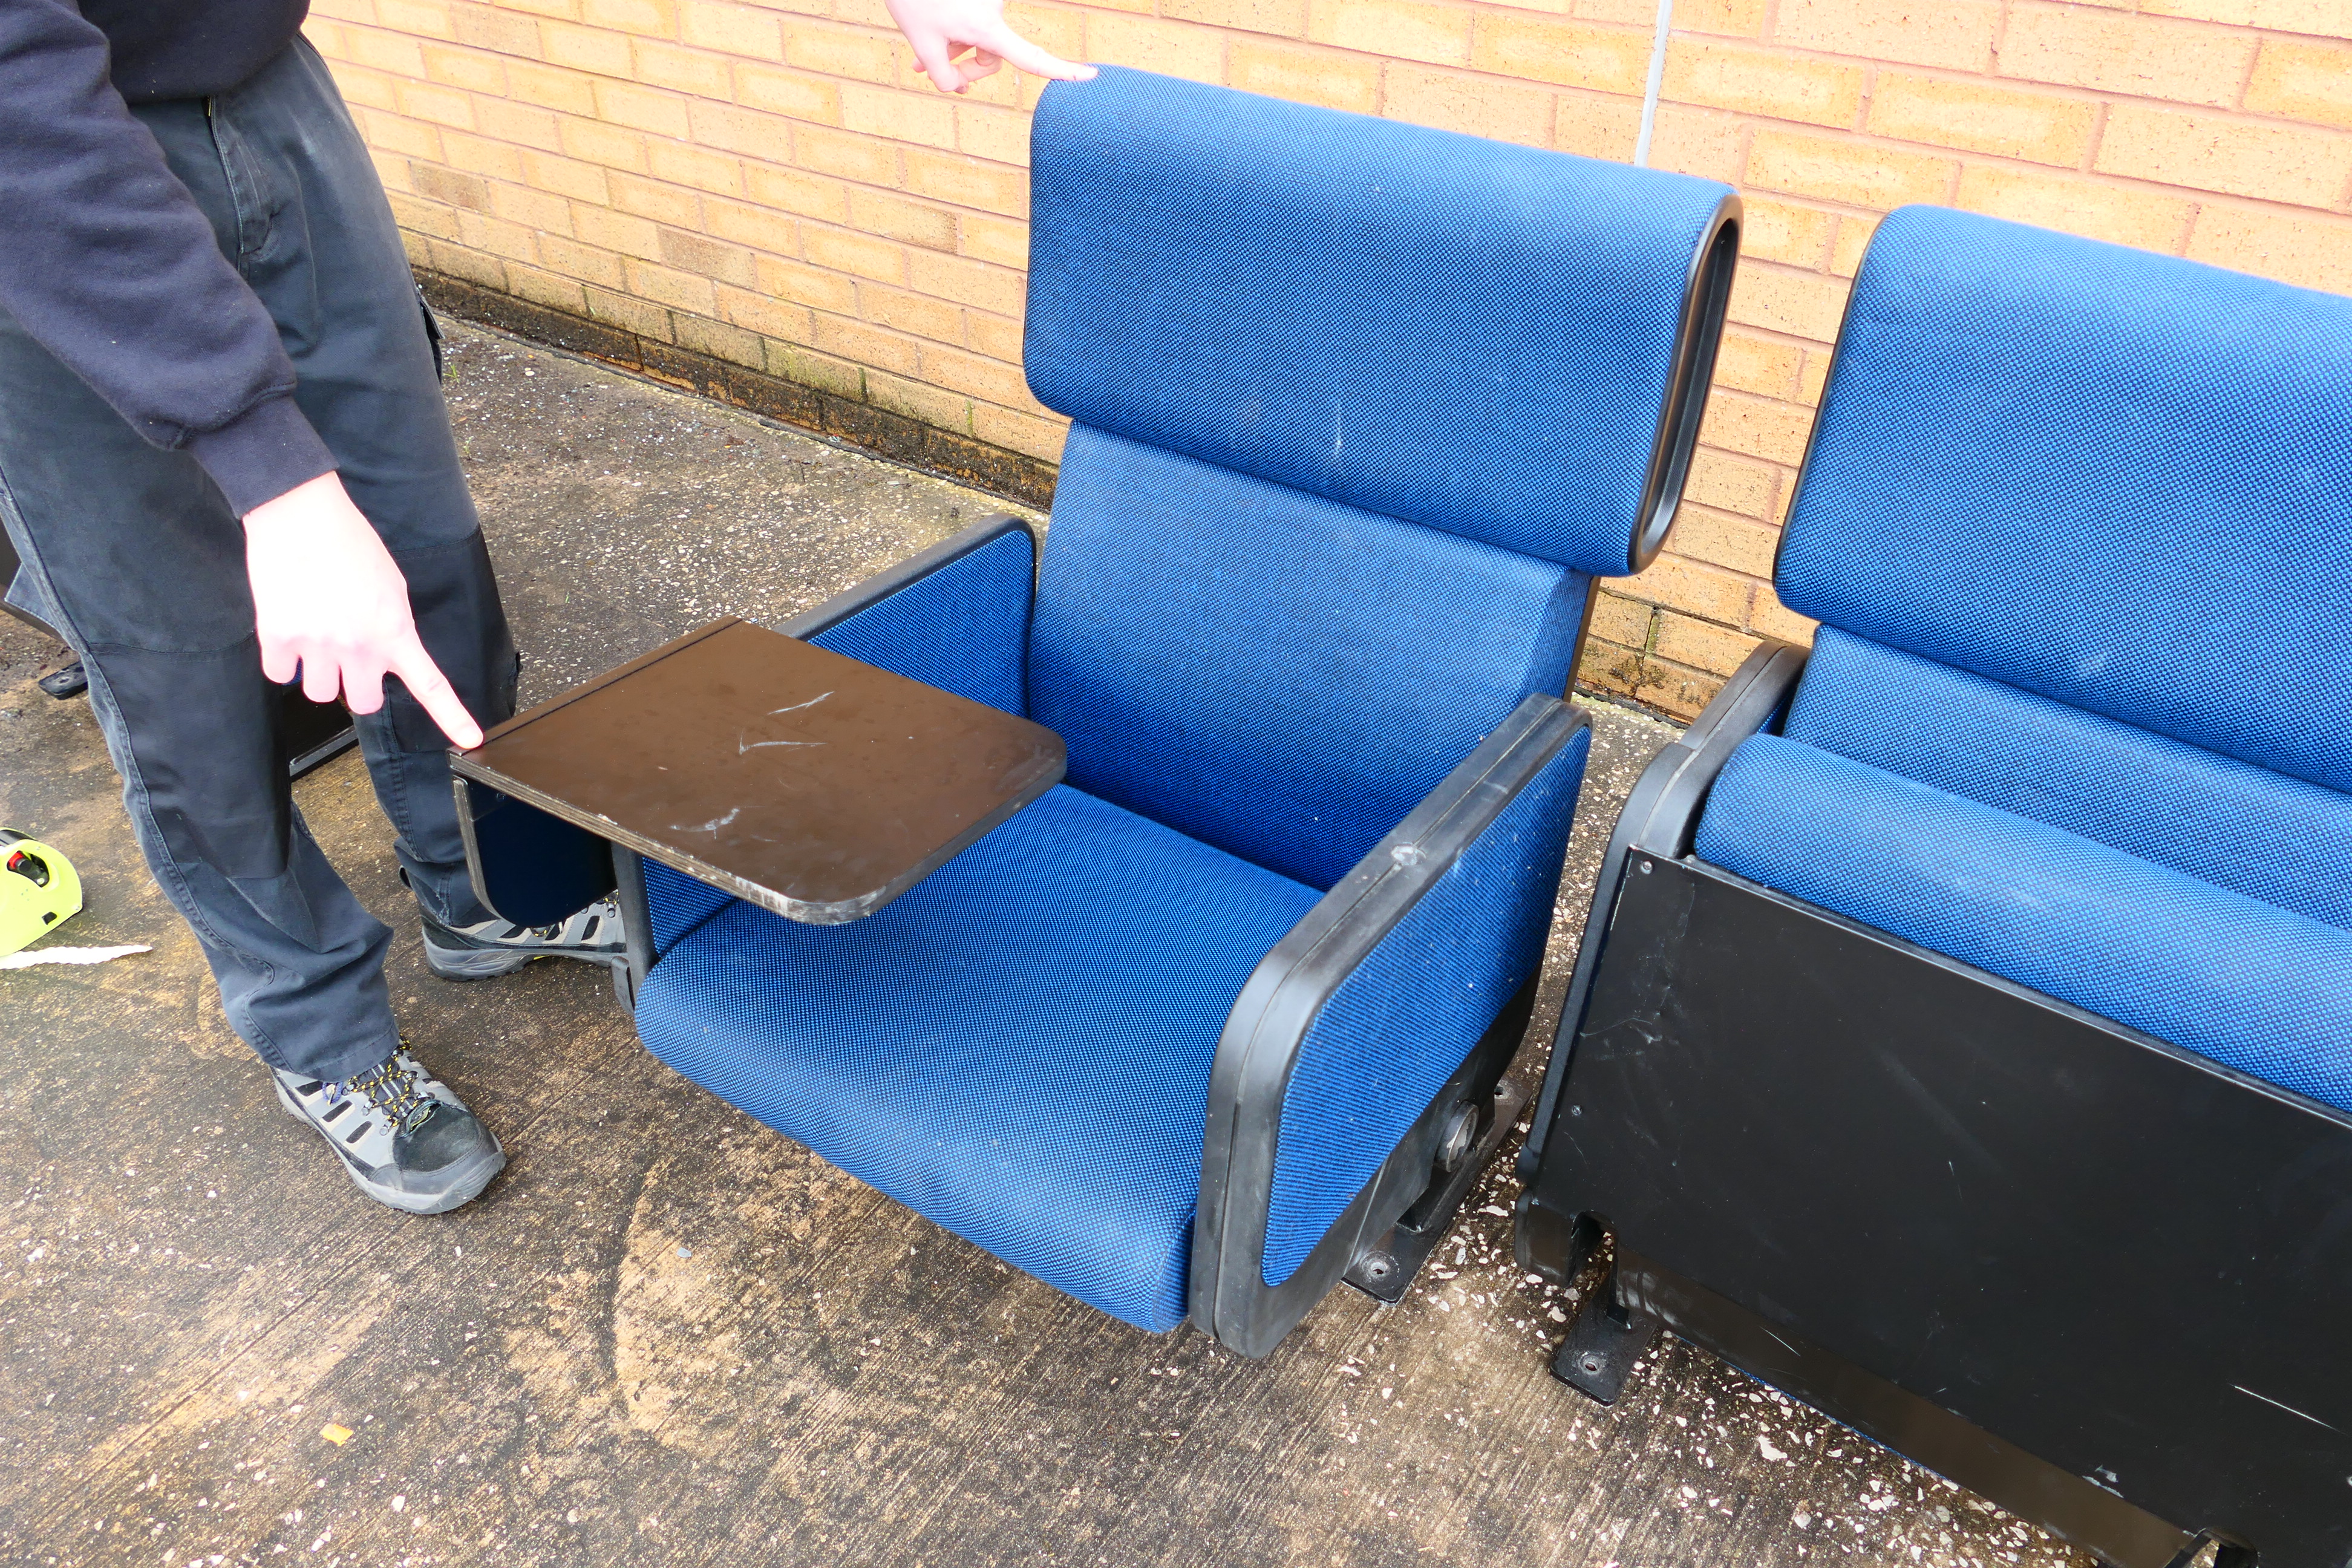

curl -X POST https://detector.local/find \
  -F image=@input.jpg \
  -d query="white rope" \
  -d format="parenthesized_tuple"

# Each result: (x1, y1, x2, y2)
(1633, 0, 1676, 168)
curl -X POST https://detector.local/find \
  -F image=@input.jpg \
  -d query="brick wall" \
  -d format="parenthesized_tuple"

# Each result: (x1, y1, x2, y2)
(313, 0, 2352, 719)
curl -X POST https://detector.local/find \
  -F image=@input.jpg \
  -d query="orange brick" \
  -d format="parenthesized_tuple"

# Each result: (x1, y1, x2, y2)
(1685, 446, 1784, 522)
(1088, 15, 1227, 82)
(849, 188, 960, 250)
(1796, 348, 1831, 404)
(609, 169, 704, 226)
(682, 0, 782, 52)
(583, 0, 676, 36)
(2246, 39, 2352, 132)
(1953, 165, 2194, 253)
(955, 102, 1032, 166)
(634, 39, 732, 94)
(329, 61, 400, 109)
(1739, 197, 1834, 267)
(350, 27, 427, 74)
(1576, 0, 1766, 39)
(456, 209, 543, 264)
(1645, 103, 1745, 181)
(540, 20, 636, 74)
(364, 109, 445, 158)
(372, 149, 414, 192)
(923, 344, 1043, 410)
(907, 250, 1025, 313)
(862, 283, 968, 343)
(904, 149, 1028, 217)
(1713, 328, 1803, 399)
(560, 114, 650, 171)
(805, 225, 909, 281)
(537, 234, 630, 289)
(756, 253, 861, 312)
(2006, 4, 2256, 111)
(659, 227, 757, 285)
(1655, 613, 1762, 678)
(1828, 213, 1877, 276)
(1865, 71, 2094, 166)
(2094, 103, 2352, 207)
(477, 99, 564, 151)
(770, 343, 864, 399)
(704, 196, 799, 253)
(746, 160, 851, 220)
(507, 60, 599, 113)
(422, 41, 508, 90)
(1746, 129, 1955, 208)
(866, 369, 973, 429)
(1699, 388, 1814, 465)
(967, 310, 1026, 364)
(795, 122, 901, 183)
(1626, 554, 1756, 626)
(676, 313, 768, 368)
(647, 139, 744, 194)
(1726, 266, 1849, 342)
(390, 191, 462, 240)
(2186, 204, 2352, 295)
(843, 83, 959, 148)
(1165, 0, 1306, 38)
(1225, 39, 1380, 112)
(1382, 62, 1553, 146)
(520, 147, 612, 201)
(310, 0, 375, 21)
(1552, 90, 1640, 159)
(1662, 39, 1864, 129)
(1002, 1, 1088, 57)
(379, 0, 457, 38)
(689, 100, 799, 162)
(1772, 0, 1999, 72)
(488, 179, 575, 232)
(593, 79, 692, 136)
(1663, 504, 1779, 577)
(1749, 590, 1818, 645)
(736, 64, 844, 122)
(584, 282, 676, 339)
(393, 79, 477, 128)
(454, 6, 544, 56)
(441, 129, 525, 180)
(785, 21, 901, 80)
(428, 237, 506, 289)
(813, 312, 924, 374)
(1306, 0, 1468, 67)
(1471, 15, 1648, 93)
(506, 262, 590, 313)
(972, 403, 1069, 463)
(713, 282, 817, 343)
(623, 256, 719, 313)
(2140, 0, 2352, 30)
(1584, 590, 1652, 650)
(499, 0, 585, 18)
(572, 203, 667, 259)
(959, 212, 1028, 269)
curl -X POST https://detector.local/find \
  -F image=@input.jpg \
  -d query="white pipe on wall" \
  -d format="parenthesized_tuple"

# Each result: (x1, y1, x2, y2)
(1633, 0, 1676, 168)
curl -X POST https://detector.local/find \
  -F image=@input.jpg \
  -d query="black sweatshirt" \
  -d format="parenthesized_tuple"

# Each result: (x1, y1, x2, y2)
(0, 0, 335, 515)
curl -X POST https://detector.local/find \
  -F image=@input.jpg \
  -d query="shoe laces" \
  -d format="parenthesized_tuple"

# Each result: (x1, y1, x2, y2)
(333, 1054, 439, 1135)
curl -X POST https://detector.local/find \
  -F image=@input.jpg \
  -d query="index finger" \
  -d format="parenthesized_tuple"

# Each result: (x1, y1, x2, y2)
(389, 636, 486, 751)
(976, 24, 1094, 80)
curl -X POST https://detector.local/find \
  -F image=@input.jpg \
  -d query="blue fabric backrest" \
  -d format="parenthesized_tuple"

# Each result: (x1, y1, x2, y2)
(1027, 66, 1734, 576)
(1787, 629, 2352, 933)
(1030, 428, 1584, 892)
(1778, 206, 2352, 796)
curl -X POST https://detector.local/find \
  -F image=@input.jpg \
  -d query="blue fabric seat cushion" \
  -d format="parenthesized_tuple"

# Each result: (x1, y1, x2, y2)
(1696, 734, 2352, 1114)
(633, 783, 1321, 1332)
(1031, 426, 1584, 892)
(1785, 629, 2352, 933)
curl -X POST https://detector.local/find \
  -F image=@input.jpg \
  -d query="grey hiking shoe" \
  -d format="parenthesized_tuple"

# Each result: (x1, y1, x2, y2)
(419, 895, 626, 981)
(272, 1048, 506, 1215)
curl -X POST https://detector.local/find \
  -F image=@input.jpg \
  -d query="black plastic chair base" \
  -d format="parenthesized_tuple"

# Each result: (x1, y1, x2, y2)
(1547, 1259, 1659, 1406)
(34, 651, 87, 701)
(1342, 1080, 1525, 1305)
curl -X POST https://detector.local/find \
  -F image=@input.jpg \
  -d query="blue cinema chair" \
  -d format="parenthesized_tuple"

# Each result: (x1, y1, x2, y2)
(1517, 206, 2352, 1566)
(469, 66, 1739, 1354)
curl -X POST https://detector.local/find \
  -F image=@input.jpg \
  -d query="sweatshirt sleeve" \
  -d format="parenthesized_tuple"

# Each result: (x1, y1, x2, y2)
(0, 0, 336, 515)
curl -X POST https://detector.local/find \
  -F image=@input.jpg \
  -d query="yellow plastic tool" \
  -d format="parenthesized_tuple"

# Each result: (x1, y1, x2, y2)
(1, 829, 82, 957)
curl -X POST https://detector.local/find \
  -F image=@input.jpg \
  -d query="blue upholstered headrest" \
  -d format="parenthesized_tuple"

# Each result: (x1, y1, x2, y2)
(1779, 206, 2352, 795)
(1025, 67, 1737, 578)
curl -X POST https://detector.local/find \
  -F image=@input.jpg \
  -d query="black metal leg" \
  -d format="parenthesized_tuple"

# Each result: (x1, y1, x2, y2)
(1342, 1080, 1526, 1305)
(1549, 1254, 1661, 1406)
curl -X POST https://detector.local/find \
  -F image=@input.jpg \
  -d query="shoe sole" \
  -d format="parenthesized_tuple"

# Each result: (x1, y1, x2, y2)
(422, 940, 626, 982)
(274, 1077, 508, 1215)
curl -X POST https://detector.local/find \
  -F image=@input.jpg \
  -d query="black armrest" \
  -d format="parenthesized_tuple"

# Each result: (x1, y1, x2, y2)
(1193, 691, 1591, 1355)
(1515, 638, 1807, 1182)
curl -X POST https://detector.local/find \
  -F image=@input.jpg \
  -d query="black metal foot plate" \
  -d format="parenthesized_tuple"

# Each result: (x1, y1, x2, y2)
(1550, 1286, 1660, 1405)
(1342, 1082, 1527, 1306)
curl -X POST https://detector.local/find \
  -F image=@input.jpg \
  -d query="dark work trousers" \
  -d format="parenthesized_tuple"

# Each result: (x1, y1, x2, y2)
(0, 41, 517, 1084)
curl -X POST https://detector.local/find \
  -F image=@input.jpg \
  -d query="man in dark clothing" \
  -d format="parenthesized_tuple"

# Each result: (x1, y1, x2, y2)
(0, 2, 624, 1213)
